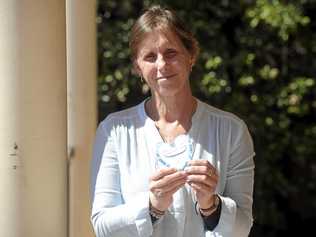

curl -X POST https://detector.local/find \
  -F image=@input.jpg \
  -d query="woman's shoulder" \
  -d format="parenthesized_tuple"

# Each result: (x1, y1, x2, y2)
(98, 101, 145, 129)
(198, 99, 246, 128)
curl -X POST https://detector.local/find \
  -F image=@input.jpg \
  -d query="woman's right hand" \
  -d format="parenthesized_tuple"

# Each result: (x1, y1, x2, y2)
(149, 168, 188, 211)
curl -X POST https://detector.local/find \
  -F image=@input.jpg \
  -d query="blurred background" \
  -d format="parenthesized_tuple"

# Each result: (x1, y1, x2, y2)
(97, 0, 316, 236)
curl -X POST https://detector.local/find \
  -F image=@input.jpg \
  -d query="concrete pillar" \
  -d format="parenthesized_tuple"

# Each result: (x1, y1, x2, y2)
(66, 1, 97, 237)
(0, 1, 20, 236)
(0, 1, 68, 237)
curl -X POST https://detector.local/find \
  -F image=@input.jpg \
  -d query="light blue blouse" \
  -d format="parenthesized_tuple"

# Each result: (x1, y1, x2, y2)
(90, 99, 255, 237)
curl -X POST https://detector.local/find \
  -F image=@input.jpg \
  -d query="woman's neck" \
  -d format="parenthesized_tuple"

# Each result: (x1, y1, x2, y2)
(146, 92, 197, 124)
(145, 90, 197, 143)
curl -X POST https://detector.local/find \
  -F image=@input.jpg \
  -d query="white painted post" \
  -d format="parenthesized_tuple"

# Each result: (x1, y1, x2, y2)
(0, 1, 68, 237)
(66, 1, 97, 237)
(0, 1, 21, 236)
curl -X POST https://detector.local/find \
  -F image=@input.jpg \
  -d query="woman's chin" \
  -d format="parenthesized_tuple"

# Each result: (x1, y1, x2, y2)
(153, 82, 189, 98)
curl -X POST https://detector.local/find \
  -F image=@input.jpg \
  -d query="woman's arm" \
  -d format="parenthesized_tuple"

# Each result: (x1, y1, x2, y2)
(211, 121, 255, 237)
(90, 121, 153, 237)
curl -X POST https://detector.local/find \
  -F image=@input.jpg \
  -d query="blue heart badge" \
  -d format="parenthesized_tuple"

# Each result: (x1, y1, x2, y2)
(155, 134, 193, 170)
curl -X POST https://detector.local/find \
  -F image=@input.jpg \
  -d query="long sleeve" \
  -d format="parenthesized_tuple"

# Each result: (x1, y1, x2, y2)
(210, 121, 255, 237)
(90, 121, 153, 237)
(90, 100, 255, 237)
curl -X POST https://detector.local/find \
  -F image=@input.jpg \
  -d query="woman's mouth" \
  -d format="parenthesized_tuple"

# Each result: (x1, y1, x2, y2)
(156, 74, 177, 80)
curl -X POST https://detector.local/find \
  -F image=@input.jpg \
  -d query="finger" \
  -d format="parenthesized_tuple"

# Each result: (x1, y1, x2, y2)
(187, 160, 215, 169)
(150, 167, 177, 181)
(187, 174, 218, 188)
(185, 167, 218, 179)
(189, 182, 215, 196)
(161, 177, 187, 193)
(151, 178, 186, 198)
(154, 171, 188, 188)
(163, 181, 186, 197)
(186, 162, 217, 177)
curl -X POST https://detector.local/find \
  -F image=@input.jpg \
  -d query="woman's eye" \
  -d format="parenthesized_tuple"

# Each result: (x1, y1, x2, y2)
(144, 54, 156, 61)
(165, 50, 177, 59)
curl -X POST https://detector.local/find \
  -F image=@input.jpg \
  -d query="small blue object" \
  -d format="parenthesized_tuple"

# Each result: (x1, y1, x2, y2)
(155, 134, 193, 170)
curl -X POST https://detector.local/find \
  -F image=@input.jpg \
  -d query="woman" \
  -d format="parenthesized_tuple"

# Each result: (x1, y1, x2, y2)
(91, 5, 255, 237)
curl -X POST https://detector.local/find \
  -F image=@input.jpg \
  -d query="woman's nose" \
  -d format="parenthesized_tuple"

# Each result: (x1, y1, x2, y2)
(156, 56, 166, 70)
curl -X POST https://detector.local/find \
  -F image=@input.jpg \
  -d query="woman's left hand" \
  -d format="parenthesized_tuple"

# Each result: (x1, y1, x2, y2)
(185, 160, 218, 209)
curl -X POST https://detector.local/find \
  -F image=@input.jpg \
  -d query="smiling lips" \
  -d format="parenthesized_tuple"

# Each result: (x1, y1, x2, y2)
(156, 74, 177, 80)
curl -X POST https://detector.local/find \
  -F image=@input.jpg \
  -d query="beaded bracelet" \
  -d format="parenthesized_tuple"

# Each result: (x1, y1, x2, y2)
(195, 194, 220, 217)
(149, 201, 165, 219)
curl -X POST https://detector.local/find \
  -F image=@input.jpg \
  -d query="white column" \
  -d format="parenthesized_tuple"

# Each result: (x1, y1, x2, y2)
(0, 1, 68, 237)
(0, 1, 20, 236)
(66, 1, 97, 237)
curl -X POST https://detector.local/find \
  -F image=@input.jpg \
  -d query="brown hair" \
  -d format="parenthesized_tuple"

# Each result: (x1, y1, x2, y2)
(129, 5, 200, 63)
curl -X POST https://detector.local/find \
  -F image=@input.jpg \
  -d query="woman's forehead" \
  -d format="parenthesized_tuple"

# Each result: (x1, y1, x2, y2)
(138, 28, 185, 52)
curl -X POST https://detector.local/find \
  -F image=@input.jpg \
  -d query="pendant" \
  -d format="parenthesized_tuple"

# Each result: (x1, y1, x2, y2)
(155, 134, 193, 170)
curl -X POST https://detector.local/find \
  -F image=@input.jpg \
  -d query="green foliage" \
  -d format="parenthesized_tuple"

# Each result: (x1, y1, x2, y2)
(97, 0, 316, 235)
(246, 0, 310, 41)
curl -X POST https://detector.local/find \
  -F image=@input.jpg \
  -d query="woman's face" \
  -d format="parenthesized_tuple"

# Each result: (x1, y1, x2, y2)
(135, 29, 193, 97)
